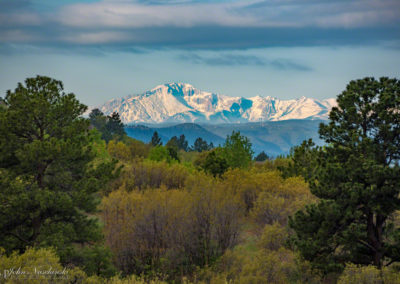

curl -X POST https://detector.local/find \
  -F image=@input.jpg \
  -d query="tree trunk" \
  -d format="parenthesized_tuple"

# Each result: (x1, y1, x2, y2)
(367, 212, 384, 268)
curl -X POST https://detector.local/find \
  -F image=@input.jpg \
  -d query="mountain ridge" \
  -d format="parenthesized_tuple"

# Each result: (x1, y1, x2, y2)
(125, 120, 325, 156)
(98, 83, 336, 124)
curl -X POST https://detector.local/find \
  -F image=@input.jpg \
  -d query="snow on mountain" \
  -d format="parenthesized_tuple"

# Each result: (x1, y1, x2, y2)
(98, 83, 337, 124)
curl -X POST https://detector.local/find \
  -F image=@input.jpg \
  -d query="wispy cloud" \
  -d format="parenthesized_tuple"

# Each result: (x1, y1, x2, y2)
(56, 1, 257, 28)
(62, 31, 135, 44)
(268, 59, 311, 71)
(177, 53, 312, 70)
(178, 54, 266, 66)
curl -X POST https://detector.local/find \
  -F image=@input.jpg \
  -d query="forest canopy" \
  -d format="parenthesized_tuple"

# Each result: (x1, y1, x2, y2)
(0, 76, 399, 283)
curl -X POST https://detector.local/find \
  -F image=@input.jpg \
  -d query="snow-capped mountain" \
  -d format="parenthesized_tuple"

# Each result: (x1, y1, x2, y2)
(98, 83, 337, 124)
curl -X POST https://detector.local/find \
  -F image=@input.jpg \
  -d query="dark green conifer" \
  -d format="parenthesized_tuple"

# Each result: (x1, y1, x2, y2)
(289, 77, 400, 273)
(193, 137, 209, 152)
(177, 134, 189, 151)
(0, 76, 118, 269)
(151, 131, 162, 146)
(255, 151, 269, 162)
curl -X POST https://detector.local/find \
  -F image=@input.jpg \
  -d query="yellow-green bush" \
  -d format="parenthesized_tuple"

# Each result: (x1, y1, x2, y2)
(101, 186, 243, 278)
(108, 138, 151, 162)
(258, 223, 287, 251)
(0, 247, 102, 284)
(114, 158, 190, 191)
(250, 176, 314, 226)
(108, 140, 131, 161)
(215, 245, 297, 284)
(107, 275, 168, 283)
(338, 264, 400, 284)
(124, 138, 151, 158)
(220, 168, 283, 212)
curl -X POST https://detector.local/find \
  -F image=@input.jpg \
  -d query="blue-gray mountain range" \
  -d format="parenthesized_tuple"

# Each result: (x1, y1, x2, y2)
(125, 120, 325, 156)
(97, 83, 334, 155)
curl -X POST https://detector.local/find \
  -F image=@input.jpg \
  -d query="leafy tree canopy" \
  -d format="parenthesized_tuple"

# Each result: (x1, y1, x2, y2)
(149, 146, 178, 163)
(222, 131, 254, 169)
(202, 149, 228, 177)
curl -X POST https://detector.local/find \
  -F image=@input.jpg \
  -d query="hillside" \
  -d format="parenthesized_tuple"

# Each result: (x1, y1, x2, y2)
(125, 120, 324, 156)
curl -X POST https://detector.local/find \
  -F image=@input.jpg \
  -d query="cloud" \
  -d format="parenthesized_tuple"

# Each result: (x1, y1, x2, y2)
(0, 13, 42, 26)
(1, 26, 399, 51)
(240, 0, 400, 28)
(0, 0, 399, 50)
(56, 1, 258, 28)
(0, 0, 32, 12)
(62, 31, 135, 44)
(54, 0, 400, 29)
(178, 54, 266, 66)
(177, 53, 312, 70)
(268, 59, 311, 71)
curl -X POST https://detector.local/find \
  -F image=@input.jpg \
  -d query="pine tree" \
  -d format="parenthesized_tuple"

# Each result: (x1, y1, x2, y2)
(151, 131, 162, 146)
(255, 151, 269, 162)
(193, 137, 209, 152)
(89, 109, 125, 142)
(166, 136, 179, 150)
(177, 134, 189, 151)
(0, 76, 118, 265)
(166, 136, 180, 162)
(106, 112, 125, 138)
(289, 77, 400, 273)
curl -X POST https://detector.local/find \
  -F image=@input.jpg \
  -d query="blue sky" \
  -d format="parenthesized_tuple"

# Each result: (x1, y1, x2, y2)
(0, 0, 399, 106)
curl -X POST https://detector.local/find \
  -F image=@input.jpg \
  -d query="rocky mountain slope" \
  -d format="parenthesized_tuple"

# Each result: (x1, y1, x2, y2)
(99, 83, 336, 124)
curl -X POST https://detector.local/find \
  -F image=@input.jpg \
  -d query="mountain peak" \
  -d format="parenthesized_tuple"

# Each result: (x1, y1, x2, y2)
(98, 83, 337, 124)
(168, 82, 194, 88)
(151, 82, 195, 92)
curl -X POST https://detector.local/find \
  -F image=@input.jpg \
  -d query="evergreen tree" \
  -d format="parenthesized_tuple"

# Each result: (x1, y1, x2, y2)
(289, 77, 400, 273)
(106, 112, 125, 138)
(89, 108, 108, 138)
(167, 147, 180, 162)
(0, 76, 118, 265)
(279, 139, 319, 180)
(89, 109, 125, 142)
(177, 134, 189, 151)
(151, 131, 162, 146)
(222, 131, 254, 168)
(166, 136, 179, 150)
(166, 136, 180, 162)
(193, 137, 209, 152)
(255, 151, 269, 162)
(89, 108, 104, 122)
